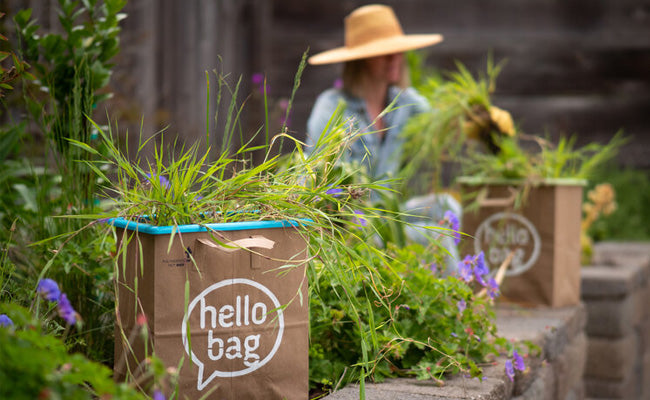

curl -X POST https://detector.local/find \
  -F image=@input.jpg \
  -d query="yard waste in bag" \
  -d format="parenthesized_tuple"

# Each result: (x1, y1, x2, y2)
(112, 217, 309, 399)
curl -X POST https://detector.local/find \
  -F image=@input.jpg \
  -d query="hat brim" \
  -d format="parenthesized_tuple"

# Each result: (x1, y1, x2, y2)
(308, 34, 443, 65)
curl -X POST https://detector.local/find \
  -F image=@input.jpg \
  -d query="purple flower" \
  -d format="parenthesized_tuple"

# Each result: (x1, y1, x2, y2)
(57, 294, 77, 325)
(0, 314, 13, 327)
(352, 210, 368, 228)
(457, 299, 466, 313)
(473, 252, 489, 286)
(474, 252, 488, 276)
(444, 210, 461, 245)
(505, 359, 515, 382)
(333, 78, 343, 89)
(152, 389, 165, 400)
(475, 252, 488, 276)
(251, 73, 264, 86)
(458, 256, 473, 282)
(325, 187, 345, 197)
(450, 332, 458, 338)
(37, 279, 61, 302)
(474, 270, 487, 287)
(251, 73, 270, 95)
(429, 262, 438, 275)
(145, 173, 170, 189)
(487, 278, 500, 299)
(513, 350, 526, 371)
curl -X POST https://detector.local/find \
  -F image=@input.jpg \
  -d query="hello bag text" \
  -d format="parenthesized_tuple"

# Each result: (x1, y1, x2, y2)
(200, 295, 268, 366)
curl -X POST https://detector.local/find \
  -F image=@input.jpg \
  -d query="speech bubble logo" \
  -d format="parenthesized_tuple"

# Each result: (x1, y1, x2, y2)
(181, 278, 284, 391)
(474, 212, 541, 276)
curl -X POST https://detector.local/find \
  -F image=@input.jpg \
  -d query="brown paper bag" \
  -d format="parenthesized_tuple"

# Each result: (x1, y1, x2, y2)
(114, 221, 309, 399)
(460, 181, 583, 307)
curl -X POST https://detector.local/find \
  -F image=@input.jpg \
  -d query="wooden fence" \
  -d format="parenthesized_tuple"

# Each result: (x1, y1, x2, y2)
(5, 0, 650, 168)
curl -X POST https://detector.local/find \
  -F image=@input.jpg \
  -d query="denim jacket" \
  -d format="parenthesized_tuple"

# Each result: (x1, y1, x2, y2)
(306, 86, 429, 179)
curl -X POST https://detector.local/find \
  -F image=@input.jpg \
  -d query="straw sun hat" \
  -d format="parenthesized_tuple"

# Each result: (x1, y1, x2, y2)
(308, 4, 443, 65)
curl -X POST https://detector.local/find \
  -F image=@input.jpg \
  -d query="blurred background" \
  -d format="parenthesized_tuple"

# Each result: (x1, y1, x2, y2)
(4, 0, 649, 169)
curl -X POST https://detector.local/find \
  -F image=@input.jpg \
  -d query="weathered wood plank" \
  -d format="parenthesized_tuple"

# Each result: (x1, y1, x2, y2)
(9, 0, 649, 169)
(267, 0, 650, 169)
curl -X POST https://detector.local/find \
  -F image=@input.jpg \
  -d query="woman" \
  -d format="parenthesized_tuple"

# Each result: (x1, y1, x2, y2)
(306, 4, 461, 266)
(306, 4, 443, 180)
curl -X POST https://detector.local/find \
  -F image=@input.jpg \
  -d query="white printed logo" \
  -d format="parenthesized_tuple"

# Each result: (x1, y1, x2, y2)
(181, 279, 284, 391)
(474, 212, 541, 276)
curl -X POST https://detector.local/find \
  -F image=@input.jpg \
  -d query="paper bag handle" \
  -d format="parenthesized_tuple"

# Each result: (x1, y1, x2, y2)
(477, 186, 518, 208)
(196, 236, 275, 253)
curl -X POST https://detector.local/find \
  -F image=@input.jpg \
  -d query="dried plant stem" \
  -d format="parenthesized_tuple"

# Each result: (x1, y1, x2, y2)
(477, 250, 514, 299)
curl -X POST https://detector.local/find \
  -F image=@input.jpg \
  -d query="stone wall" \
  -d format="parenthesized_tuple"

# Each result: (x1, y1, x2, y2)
(326, 304, 587, 400)
(582, 242, 650, 399)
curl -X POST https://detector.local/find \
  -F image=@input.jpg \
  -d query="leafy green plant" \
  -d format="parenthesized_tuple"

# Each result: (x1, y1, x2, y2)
(403, 55, 626, 201)
(0, 11, 34, 241)
(14, 0, 126, 209)
(0, 287, 153, 399)
(0, 1, 126, 366)
(586, 166, 650, 241)
(460, 132, 627, 182)
(309, 241, 533, 393)
(0, 12, 32, 98)
(401, 54, 513, 195)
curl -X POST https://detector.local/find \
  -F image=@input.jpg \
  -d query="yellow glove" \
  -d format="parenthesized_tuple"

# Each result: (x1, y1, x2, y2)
(489, 106, 515, 137)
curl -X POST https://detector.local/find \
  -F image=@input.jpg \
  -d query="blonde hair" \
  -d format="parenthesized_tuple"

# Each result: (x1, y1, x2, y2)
(342, 57, 410, 98)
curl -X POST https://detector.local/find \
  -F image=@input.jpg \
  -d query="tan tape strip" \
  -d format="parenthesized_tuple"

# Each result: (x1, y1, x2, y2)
(197, 236, 275, 253)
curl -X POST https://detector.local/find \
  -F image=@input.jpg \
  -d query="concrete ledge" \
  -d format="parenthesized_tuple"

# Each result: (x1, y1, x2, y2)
(323, 362, 513, 400)
(591, 242, 650, 265)
(496, 304, 586, 362)
(325, 304, 585, 400)
(581, 264, 646, 299)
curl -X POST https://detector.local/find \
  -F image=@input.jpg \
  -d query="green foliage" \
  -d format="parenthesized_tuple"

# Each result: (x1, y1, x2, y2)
(77, 110, 392, 229)
(587, 166, 650, 241)
(403, 54, 626, 199)
(0, 1, 126, 367)
(401, 54, 505, 195)
(309, 241, 502, 390)
(72, 59, 391, 228)
(461, 132, 628, 181)
(0, 12, 33, 97)
(14, 0, 126, 209)
(14, 0, 126, 105)
(0, 303, 147, 399)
